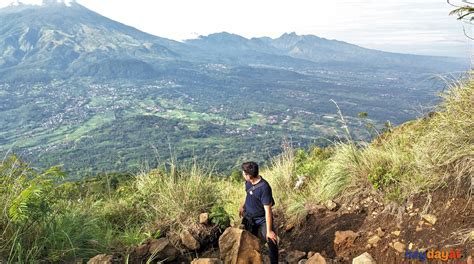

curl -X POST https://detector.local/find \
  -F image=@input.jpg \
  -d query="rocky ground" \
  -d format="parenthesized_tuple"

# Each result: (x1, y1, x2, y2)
(86, 181, 473, 264)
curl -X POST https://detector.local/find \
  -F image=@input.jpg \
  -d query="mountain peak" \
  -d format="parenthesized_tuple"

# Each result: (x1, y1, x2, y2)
(5, 0, 76, 7)
(204, 32, 248, 40)
(280, 32, 299, 38)
(42, 0, 76, 7)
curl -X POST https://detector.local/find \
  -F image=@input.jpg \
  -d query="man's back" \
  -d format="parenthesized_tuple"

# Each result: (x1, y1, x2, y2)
(244, 177, 275, 219)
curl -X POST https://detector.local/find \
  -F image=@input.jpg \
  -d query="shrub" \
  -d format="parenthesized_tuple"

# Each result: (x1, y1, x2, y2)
(209, 204, 231, 229)
(0, 156, 111, 262)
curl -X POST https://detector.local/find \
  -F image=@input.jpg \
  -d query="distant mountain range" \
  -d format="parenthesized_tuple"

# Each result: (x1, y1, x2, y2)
(0, 0, 468, 82)
(0, 1, 470, 176)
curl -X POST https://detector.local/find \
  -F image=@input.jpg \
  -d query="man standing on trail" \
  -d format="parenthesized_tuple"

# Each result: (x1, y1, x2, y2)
(239, 161, 279, 263)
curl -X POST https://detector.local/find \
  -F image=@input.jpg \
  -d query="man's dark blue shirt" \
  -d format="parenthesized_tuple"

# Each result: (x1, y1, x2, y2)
(244, 177, 275, 224)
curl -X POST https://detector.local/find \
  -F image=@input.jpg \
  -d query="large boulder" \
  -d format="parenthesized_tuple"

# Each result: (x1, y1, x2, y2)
(87, 254, 113, 264)
(219, 227, 262, 264)
(180, 229, 201, 250)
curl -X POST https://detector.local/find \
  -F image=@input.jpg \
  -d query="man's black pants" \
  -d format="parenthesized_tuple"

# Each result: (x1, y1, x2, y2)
(248, 217, 279, 264)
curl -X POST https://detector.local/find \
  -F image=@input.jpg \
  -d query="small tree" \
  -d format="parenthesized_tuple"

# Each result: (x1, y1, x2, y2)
(448, 0, 474, 39)
(449, 0, 474, 21)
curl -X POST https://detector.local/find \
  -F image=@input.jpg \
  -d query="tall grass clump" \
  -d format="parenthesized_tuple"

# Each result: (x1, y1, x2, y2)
(263, 144, 334, 226)
(131, 160, 222, 235)
(264, 143, 296, 200)
(301, 143, 359, 203)
(353, 128, 422, 202)
(414, 75, 473, 189)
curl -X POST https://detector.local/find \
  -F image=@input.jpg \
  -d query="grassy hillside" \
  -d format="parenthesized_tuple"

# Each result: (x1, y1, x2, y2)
(265, 72, 473, 227)
(0, 73, 472, 262)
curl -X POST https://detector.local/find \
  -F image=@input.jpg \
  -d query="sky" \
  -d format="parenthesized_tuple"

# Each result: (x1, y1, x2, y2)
(0, 0, 472, 58)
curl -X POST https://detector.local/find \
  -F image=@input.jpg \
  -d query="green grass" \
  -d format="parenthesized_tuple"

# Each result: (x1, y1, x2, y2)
(68, 111, 116, 141)
(3, 110, 116, 150)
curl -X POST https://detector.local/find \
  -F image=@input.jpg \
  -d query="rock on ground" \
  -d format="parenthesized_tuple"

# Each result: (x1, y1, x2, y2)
(334, 230, 359, 245)
(180, 229, 201, 250)
(391, 242, 405, 253)
(334, 230, 360, 258)
(191, 258, 223, 264)
(219, 227, 262, 264)
(149, 238, 179, 262)
(375, 227, 385, 237)
(352, 252, 376, 264)
(286, 250, 306, 263)
(367, 235, 381, 245)
(324, 200, 338, 211)
(200, 213, 210, 224)
(306, 253, 327, 264)
(87, 254, 113, 264)
(421, 214, 437, 225)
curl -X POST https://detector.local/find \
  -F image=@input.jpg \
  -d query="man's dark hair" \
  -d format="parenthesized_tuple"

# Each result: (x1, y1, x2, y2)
(242, 161, 259, 178)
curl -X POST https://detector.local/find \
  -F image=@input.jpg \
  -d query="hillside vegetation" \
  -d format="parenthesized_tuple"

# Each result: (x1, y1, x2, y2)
(0, 73, 472, 262)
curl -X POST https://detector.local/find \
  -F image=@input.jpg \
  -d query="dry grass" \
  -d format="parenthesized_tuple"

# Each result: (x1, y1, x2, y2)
(414, 75, 474, 191)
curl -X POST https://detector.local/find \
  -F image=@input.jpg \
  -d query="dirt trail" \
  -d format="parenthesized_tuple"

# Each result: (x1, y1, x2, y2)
(274, 183, 473, 263)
